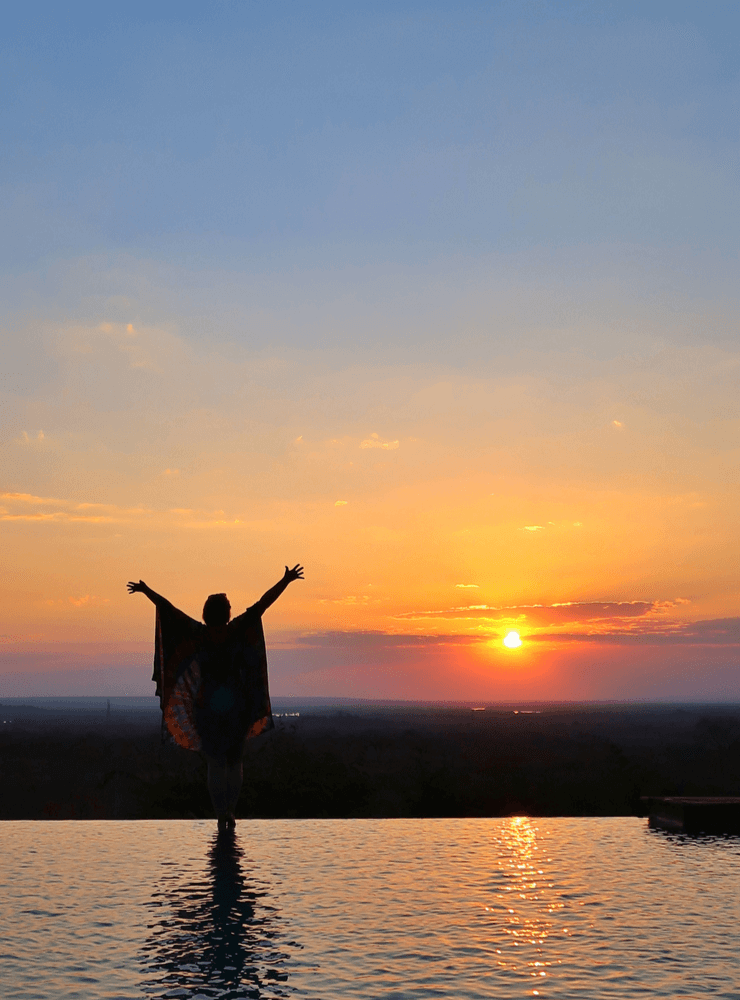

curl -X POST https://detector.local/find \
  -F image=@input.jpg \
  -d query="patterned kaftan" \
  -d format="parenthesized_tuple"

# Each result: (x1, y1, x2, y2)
(152, 600, 273, 757)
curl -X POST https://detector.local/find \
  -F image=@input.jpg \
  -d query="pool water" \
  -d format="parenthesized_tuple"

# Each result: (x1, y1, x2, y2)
(2, 817, 739, 999)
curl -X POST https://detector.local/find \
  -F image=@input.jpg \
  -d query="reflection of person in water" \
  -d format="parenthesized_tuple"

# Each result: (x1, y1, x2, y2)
(128, 565, 303, 830)
(141, 833, 290, 996)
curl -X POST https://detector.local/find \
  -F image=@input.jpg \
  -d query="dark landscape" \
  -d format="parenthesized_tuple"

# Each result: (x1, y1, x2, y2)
(2, 699, 739, 821)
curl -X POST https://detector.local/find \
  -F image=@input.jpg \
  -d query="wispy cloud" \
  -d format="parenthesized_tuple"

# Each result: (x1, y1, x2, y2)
(68, 595, 110, 608)
(360, 433, 399, 450)
(286, 630, 479, 649)
(319, 596, 372, 606)
(455, 583, 479, 588)
(394, 599, 689, 631)
(64, 321, 171, 372)
(20, 430, 45, 445)
(0, 492, 256, 529)
(530, 617, 740, 646)
(277, 610, 738, 652)
(389, 597, 738, 646)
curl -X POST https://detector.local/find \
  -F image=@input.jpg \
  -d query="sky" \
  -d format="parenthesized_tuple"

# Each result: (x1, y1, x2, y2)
(2, 0, 740, 700)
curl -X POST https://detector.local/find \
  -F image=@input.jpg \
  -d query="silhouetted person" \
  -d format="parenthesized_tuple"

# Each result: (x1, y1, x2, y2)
(128, 565, 303, 830)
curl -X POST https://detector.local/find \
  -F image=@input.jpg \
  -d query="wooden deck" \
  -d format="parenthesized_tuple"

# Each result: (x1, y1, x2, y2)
(641, 796, 740, 834)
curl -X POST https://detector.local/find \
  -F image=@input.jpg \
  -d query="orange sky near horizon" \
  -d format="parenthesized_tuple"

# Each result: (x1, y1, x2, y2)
(3, 312, 740, 701)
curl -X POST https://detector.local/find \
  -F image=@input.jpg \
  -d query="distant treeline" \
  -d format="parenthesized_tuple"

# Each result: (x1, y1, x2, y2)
(1, 703, 740, 820)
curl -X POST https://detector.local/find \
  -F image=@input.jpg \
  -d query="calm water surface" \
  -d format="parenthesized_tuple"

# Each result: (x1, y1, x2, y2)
(2, 818, 739, 999)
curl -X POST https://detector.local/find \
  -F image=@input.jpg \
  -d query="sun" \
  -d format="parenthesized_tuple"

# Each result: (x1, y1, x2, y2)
(503, 630, 522, 649)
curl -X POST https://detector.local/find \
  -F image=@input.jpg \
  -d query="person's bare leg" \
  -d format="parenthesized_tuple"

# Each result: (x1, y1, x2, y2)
(205, 755, 229, 829)
(225, 741, 246, 827)
(225, 759, 243, 824)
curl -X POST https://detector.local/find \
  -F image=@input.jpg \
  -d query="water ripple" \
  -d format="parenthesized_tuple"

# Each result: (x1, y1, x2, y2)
(140, 832, 293, 999)
(1, 818, 739, 998)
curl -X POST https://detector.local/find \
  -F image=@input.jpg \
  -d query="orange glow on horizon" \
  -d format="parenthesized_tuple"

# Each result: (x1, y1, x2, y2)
(3, 322, 740, 700)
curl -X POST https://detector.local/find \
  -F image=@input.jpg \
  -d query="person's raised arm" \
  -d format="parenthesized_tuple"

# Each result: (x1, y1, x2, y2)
(127, 580, 173, 611)
(252, 564, 304, 615)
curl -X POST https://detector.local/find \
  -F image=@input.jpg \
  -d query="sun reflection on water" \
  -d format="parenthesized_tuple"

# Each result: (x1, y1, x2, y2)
(488, 816, 562, 996)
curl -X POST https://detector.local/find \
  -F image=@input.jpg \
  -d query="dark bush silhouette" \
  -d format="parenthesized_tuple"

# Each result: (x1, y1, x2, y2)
(1, 702, 739, 820)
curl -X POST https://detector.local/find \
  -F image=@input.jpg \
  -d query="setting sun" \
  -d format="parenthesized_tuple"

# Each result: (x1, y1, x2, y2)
(503, 631, 522, 649)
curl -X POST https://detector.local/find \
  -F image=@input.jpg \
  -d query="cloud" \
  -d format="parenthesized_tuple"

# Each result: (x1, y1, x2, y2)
(523, 525, 544, 532)
(395, 600, 675, 628)
(65, 321, 167, 372)
(530, 618, 740, 646)
(20, 430, 45, 445)
(0, 492, 145, 525)
(360, 433, 399, 450)
(319, 596, 371, 606)
(455, 583, 479, 588)
(392, 599, 740, 646)
(287, 630, 479, 649)
(68, 595, 110, 608)
(0, 492, 260, 529)
(334, 500, 348, 506)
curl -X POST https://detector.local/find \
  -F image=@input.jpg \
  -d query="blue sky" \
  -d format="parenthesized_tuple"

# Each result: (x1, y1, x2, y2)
(3, 1, 739, 271)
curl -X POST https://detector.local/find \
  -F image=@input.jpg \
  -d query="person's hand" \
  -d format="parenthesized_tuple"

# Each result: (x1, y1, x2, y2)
(127, 580, 147, 594)
(284, 564, 304, 583)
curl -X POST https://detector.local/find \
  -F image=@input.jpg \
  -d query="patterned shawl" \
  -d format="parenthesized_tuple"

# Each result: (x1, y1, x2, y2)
(152, 601, 273, 753)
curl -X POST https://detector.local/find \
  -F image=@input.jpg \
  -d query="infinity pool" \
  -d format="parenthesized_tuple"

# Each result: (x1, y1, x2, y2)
(2, 818, 738, 998)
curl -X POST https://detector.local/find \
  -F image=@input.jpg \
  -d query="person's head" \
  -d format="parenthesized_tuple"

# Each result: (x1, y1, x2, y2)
(203, 593, 231, 626)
